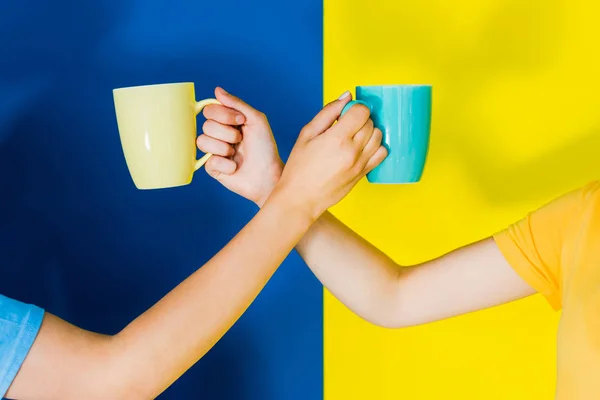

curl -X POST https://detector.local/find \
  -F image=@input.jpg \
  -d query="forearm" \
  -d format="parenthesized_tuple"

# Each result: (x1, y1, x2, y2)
(296, 211, 403, 326)
(9, 194, 314, 400)
(111, 194, 313, 399)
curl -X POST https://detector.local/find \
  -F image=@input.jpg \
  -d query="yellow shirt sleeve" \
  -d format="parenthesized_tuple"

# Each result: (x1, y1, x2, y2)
(493, 181, 599, 310)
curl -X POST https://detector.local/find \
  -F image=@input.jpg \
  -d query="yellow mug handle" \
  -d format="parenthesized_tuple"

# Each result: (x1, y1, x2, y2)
(194, 98, 222, 171)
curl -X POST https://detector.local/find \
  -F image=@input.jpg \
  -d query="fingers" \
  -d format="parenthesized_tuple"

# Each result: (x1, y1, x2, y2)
(352, 124, 384, 174)
(205, 156, 237, 178)
(361, 127, 382, 158)
(361, 127, 386, 172)
(196, 134, 235, 157)
(214, 87, 265, 122)
(202, 120, 242, 144)
(197, 117, 243, 157)
(299, 91, 352, 140)
(364, 145, 388, 174)
(352, 118, 374, 149)
(203, 104, 245, 126)
(333, 103, 371, 138)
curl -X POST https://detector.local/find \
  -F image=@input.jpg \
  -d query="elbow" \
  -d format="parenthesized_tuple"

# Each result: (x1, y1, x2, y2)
(105, 385, 151, 400)
(366, 318, 405, 330)
(357, 309, 412, 330)
(69, 335, 149, 400)
(97, 336, 158, 400)
(351, 296, 414, 330)
(76, 385, 145, 400)
(351, 279, 416, 329)
(100, 333, 173, 400)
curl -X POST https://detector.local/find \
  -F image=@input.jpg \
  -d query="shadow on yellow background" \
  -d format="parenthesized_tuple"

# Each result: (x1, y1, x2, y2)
(324, 0, 600, 398)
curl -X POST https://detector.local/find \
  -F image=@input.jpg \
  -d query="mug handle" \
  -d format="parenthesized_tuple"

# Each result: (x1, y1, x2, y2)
(193, 98, 222, 171)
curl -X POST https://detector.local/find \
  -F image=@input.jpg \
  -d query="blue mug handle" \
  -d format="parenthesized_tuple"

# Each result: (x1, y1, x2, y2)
(340, 100, 371, 116)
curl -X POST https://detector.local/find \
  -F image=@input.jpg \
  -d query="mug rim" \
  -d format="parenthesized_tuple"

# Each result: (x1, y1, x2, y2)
(113, 82, 194, 93)
(356, 84, 432, 88)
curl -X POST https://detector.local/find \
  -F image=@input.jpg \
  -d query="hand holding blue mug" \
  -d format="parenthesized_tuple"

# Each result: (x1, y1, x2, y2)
(341, 85, 432, 184)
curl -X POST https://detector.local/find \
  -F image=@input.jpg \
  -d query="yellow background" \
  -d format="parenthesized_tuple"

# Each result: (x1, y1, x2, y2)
(324, 0, 600, 398)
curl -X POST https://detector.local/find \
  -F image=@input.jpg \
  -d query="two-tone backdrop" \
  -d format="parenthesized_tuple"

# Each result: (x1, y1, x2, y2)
(3, 0, 600, 399)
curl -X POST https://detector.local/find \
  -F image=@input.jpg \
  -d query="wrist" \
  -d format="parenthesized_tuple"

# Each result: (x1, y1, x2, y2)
(255, 161, 284, 208)
(264, 182, 323, 225)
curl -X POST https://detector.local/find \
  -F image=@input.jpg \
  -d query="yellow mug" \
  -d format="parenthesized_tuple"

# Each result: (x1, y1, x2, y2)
(113, 82, 220, 190)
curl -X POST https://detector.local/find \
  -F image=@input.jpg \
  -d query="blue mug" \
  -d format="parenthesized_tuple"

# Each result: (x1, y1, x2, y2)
(341, 85, 432, 184)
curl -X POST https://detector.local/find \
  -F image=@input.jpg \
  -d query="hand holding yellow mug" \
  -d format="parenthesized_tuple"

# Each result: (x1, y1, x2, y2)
(113, 82, 220, 189)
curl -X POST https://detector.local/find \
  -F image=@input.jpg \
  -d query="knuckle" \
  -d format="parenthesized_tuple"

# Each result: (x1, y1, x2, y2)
(227, 144, 236, 156)
(342, 157, 354, 170)
(380, 145, 389, 158)
(207, 168, 221, 179)
(333, 134, 346, 148)
(204, 162, 218, 176)
(353, 129, 364, 142)
(230, 129, 242, 142)
(353, 161, 365, 175)
(341, 145, 358, 168)
(359, 123, 374, 139)
(218, 142, 232, 156)
(299, 126, 310, 138)
(352, 104, 371, 120)
(227, 110, 242, 124)
(323, 100, 337, 111)
(344, 108, 370, 132)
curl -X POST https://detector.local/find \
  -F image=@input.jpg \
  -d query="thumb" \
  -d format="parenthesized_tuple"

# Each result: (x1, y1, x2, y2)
(300, 90, 352, 140)
(215, 87, 264, 122)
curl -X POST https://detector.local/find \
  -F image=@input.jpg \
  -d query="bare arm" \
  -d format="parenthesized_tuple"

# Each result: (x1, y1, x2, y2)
(6, 92, 384, 400)
(8, 199, 313, 400)
(195, 91, 534, 330)
(296, 211, 535, 328)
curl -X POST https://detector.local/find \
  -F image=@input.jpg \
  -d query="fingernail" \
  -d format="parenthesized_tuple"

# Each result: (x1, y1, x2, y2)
(338, 90, 351, 100)
(235, 114, 244, 124)
(219, 87, 228, 94)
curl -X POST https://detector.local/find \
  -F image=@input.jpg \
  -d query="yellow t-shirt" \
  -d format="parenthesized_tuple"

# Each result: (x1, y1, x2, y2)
(494, 180, 600, 399)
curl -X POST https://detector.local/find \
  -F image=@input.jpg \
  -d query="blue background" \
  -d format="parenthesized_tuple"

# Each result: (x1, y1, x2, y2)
(0, 0, 323, 398)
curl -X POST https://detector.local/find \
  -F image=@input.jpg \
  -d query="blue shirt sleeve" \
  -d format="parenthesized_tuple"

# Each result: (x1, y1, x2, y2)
(0, 294, 44, 397)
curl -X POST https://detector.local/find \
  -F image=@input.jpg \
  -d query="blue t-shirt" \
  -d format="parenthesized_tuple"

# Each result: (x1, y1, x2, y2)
(0, 295, 44, 397)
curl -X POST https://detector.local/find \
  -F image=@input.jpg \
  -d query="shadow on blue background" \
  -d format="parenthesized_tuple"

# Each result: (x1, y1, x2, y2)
(0, 1, 322, 398)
